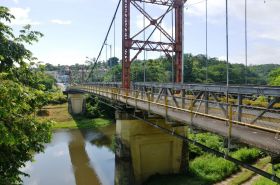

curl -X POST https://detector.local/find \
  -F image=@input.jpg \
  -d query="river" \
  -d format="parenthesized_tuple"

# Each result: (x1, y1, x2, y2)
(21, 124, 116, 185)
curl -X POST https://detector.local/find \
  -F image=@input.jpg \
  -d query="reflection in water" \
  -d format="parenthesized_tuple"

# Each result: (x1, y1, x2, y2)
(21, 126, 115, 185)
(68, 130, 100, 185)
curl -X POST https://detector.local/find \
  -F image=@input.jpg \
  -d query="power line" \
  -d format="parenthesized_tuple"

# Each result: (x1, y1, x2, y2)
(86, 0, 121, 81)
(226, 0, 229, 87)
(143, 2, 146, 83)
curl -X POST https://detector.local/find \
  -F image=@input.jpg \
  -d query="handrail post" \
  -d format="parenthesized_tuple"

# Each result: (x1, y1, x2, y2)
(148, 91, 151, 114)
(135, 90, 138, 110)
(190, 99, 194, 129)
(227, 103, 233, 155)
(165, 89, 168, 118)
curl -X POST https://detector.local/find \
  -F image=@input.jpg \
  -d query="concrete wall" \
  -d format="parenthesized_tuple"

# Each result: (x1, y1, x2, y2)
(115, 112, 186, 185)
(68, 94, 86, 115)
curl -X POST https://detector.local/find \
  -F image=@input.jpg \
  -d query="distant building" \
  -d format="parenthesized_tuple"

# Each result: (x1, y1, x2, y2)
(45, 71, 59, 80)
(46, 71, 70, 84)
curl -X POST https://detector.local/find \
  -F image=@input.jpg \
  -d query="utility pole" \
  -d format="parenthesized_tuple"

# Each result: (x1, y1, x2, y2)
(105, 42, 112, 67)
(105, 41, 108, 63)
(110, 44, 112, 67)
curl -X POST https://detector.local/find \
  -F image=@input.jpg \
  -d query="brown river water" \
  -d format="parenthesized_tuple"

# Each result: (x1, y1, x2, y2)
(21, 124, 116, 185)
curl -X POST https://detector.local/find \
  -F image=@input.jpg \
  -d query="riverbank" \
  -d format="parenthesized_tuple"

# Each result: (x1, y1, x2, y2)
(38, 103, 112, 129)
(144, 132, 274, 185)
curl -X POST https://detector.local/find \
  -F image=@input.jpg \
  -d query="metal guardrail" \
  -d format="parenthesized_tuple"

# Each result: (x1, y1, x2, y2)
(83, 82, 280, 96)
(68, 84, 280, 136)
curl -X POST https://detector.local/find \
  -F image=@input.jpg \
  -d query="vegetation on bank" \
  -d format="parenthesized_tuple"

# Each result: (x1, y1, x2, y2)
(145, 131, 270, 185)
(229, 157, 271, 185)
(46, 54, 280, 86)
(252, 164, 280, 185)
(38, 103, 111, 129)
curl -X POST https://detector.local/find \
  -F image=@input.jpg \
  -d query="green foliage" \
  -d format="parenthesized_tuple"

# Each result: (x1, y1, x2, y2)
(268, 67, 280, 86)
(229, 157, 271, 185)
(85, 96, 103, 118)
(102, 53, 279, 85)
(252, 164, 280, 185)
(85, 95, 116, 119)
(190, 154, 238, 183)
(47, 91, 67, 104)
(0, 6, 51, 184)
(249, 64, 280, 85)
(0, 79, 52, 184)
(0, 7, 43, 72)
(232, 148, 262, 163)
(144, 174, 211, 185)
(52, 117, 111, 129)
(189, 132, 223, 158)
(107, 57, 119, 67)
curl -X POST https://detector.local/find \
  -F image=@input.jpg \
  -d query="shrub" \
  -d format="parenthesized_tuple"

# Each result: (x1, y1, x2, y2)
(189, 132, 223, 158)
(232, 148, 262, 163)
(85, 96, 103, 118)
(190, 154, 238, 183)
(47, 91, 67, 104)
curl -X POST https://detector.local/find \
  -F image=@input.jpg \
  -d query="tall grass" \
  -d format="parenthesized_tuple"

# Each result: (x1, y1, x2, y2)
(189, 132, 223, 159)
(190, 154, 238, 183)
(232, 148, 262, 163)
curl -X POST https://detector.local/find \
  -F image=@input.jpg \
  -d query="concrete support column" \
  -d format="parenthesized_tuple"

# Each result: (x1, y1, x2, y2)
(115, 111, 187, 185)
(68, 93, 86, 115)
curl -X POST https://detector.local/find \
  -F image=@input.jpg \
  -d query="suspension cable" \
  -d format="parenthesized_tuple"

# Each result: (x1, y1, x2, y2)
(245, 0, 248, 84)
(226, 0, 229, 88)
(86, 0, 121, 82)
(114, 18, 116, 58)
(172, 8, 174, 83)
(205, 0, 208, 83)
(143, 2, 146, 83)
(225, 0, 231, 154)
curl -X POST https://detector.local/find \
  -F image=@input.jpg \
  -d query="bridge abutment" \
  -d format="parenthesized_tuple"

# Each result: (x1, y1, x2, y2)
(115, 111, 188, 185)
(68, 93, 86, 115)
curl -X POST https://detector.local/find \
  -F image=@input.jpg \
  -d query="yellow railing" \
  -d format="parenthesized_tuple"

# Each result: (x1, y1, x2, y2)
(70, 84, 280, 135)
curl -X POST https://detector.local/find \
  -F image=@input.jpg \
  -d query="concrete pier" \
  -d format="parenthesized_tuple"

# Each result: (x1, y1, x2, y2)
(115, 111, 187, 185)
(68, 94, 86, 115)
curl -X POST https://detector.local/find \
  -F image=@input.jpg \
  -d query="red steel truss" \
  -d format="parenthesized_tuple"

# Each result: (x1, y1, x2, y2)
(122, 0, 186, 88)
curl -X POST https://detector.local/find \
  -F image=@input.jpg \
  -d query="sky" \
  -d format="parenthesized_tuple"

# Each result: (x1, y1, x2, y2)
(1, 0, 280, 66)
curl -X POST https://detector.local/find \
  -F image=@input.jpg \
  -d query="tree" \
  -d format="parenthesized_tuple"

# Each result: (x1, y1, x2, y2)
(268, 67, 280, 86)
(0, 6, 51, 184)
(107, 57, 119, 67)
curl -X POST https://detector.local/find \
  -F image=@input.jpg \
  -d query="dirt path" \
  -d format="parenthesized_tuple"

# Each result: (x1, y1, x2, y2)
(215, 157, 270, 185)
(214, 169, 246, 185)
(241, 164, 270, 185)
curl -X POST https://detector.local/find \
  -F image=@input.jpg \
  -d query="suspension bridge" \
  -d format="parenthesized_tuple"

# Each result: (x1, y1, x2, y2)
(65, 0, 280, 184)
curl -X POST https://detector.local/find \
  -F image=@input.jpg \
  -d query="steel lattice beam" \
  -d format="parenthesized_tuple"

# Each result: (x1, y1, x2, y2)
(132, 0, 173, 6)
(122, 0, 186, 88)
(122, 0, 131, 89)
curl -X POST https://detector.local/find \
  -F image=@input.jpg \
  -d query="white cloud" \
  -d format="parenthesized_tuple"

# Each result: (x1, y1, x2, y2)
(186, 0, 225, 18)
(12, 0, 19, 4)
(185, 0, 280, 64)
(248, 44, 280, 65)
(50, 19, 72, 25)
(186, 0, 280, 41)
(9, 8, 41, 25)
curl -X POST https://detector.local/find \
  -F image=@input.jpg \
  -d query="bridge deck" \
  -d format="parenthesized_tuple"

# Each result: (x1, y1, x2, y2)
(68, 85, 280, 154)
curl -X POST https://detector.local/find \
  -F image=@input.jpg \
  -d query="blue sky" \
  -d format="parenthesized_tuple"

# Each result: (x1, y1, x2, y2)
(1, 0, 280, 65)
